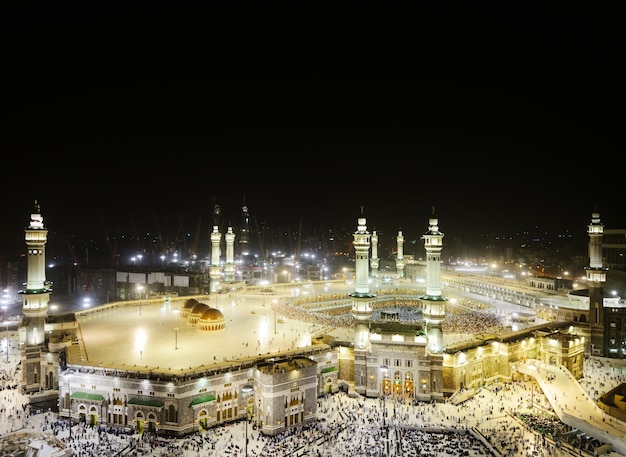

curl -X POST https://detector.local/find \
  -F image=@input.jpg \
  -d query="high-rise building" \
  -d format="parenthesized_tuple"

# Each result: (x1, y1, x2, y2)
(239, 196, 251, 257)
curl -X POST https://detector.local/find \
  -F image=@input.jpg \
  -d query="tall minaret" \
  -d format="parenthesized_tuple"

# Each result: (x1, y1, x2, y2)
(395, 230, 405, 279)
(210, 225, 222, 292)
(420, 207, 446, 354)
(224, 226, 236, 282)
(350, 209, 376, 396)
(19, 200, 52, 392)
(585, 209, 607, 355)
(370, 230, 379, 277)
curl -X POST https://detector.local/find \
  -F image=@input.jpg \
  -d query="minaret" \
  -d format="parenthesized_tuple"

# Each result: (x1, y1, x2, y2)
(420, 207, 446, 354)
(224, 226, 236, 282)
(370, 230, 379, 277)
(585, 209, 607, 355)
(210, 225, 222, 292)
(19, 200, 52, 392)
(350, 209, 376, 396)
(395, 230, 405, 279)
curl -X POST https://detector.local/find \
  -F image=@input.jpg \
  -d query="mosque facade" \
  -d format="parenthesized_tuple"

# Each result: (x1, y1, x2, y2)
(15, 202, 595, 438)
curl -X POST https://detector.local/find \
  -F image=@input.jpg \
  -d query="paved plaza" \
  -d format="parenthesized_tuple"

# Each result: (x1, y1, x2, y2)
(3, 282, 626, 456)
(73, 280, 512, 374)
(75, 292, 318, 372)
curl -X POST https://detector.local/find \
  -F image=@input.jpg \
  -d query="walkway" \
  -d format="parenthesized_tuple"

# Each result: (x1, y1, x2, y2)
(519, 359, 626, 455)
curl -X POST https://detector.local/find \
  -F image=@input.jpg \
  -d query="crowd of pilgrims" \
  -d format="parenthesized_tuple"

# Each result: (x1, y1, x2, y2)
(8, 369, 623, 457)
(272, 297, 507, 335)
(3, 321, 626, 456)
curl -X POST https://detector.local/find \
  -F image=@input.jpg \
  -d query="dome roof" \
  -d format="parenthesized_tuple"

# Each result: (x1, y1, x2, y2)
(190, 302, 210, 315)
(183, 299, 200, 310)
(200, 308, 225, 321)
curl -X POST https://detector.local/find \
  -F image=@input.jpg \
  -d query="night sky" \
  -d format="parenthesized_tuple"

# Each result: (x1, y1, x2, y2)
(2, 3, 623, 257)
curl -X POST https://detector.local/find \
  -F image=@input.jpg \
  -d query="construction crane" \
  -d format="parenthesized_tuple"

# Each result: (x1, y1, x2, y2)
(254, 216, 266, 263)
(295, 216, 303, 263)
(98, 210, 119, 265)
(153, 210, 166, 257)
(190, 217, 202, 259)
(66, 239, 91, 294)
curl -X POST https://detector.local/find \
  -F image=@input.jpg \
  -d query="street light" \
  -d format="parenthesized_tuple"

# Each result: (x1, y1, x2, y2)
(4, 321, 8, 363)
(1, 299, 8, 363)
(380, 365, 389, 456)
(242, 384, 254, 457)
(272, 299, 278, 334)
(64, 372, 74, 440)
(136, 285, 143, 315)
(174, 327, 179, 350)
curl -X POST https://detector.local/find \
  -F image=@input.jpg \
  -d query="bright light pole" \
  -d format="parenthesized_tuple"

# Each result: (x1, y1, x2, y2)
(136, 285, 143, 315)
(174, 327, 179, 350)
(272, 299, 278, 334)
(4, 321, 8, 363)
(64, 372, 73, 440)
(1, 296, 8, 362)
(242, 384, 254, 457)
(380, 365, 389, 456)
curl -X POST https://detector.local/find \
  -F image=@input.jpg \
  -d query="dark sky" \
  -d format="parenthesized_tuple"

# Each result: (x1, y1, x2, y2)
(2, 3, 623, 255)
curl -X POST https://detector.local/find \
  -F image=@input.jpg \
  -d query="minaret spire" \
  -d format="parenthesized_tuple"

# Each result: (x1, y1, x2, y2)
(370, 229, 379, 277)
(19, 199, 52, 393)
(350, 210, 376, 397)
(396, 229, 405, 279)
(210, 221, 223, 293)
(224, 225, 236, 282)
(421, 208, 446, 354)
(585, 209, 607, 355)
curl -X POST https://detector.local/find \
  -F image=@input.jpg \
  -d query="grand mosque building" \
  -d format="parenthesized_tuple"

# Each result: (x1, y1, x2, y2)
(16, 201, 617, 437)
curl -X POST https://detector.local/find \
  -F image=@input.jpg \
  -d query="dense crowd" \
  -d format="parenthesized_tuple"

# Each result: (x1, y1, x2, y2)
(3, 310, 626, 457)
(272, 297, 507, 335)
(3, 354, 626, 457)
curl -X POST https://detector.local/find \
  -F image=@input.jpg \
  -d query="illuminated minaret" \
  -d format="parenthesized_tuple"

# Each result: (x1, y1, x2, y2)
(395, 230, 405, 279)
(370, 230, 379, 277)
(585, 210, 608, 355)
(350, 210, 376, 396)
(420, 207, 446, 354)
(210, 225, 222, 292)
(224, 226, 236, 282)
(19, 200, 52, 392)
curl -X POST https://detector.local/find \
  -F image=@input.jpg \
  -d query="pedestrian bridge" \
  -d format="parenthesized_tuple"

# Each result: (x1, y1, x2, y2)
(518, 359, 626, 455)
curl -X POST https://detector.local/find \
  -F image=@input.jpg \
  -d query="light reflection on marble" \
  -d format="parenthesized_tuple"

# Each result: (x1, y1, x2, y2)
(76, 294, 314, 371)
